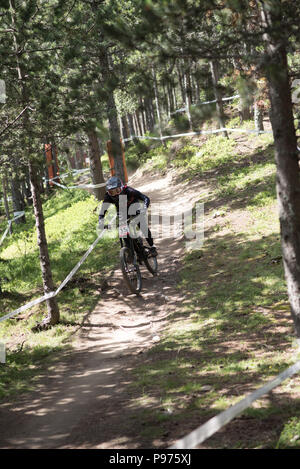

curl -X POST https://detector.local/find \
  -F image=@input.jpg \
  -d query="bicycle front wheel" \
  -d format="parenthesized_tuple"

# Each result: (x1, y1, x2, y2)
(120, 247, 142, 294)
(143, 247, 158, 276)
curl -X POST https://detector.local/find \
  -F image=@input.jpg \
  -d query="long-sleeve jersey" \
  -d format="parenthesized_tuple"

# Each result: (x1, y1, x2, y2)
(99, 185, 150, 222)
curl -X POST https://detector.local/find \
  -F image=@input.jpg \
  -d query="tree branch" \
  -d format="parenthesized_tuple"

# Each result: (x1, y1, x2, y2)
(0, 106, 32, 138)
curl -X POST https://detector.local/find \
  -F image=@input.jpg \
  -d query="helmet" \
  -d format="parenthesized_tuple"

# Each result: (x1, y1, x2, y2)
(106, 176, 124, 196)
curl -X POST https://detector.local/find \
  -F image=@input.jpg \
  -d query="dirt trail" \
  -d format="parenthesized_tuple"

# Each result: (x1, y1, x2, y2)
(0, 168, 208, 449)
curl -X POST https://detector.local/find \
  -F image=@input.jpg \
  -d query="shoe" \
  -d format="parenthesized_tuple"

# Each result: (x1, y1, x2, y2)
(148, 246, 158, 257)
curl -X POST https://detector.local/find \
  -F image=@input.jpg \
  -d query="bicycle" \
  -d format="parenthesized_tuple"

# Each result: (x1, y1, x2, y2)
(105, 214, 158, 295)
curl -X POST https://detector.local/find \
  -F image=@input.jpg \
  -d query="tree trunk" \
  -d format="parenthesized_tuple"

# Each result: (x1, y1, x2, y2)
(118, 112, 124, 141)
(9, 0, 59, 327)
(135, 110, 143, 136)
(167, 82, 174, 115)
(10, 170, 26, 224)
(195, 76, 200, 104)
(210, 60, 228, 138)
(127, 113, 135, 137)
(29, 160, 60, 326)
(133, 112, 139, 136)
(24, 168, 32, 205)
(75, 135, 84, 169)
(254, 101, 264, 134)
(2, 176, 11, 222)
(239, 94, 253, 123)
(152, 67, 165, 145)
(150, 99, 156, 128)
(139, 110, 145, 135)
(121, 116, 129, 141)
(88, 130, 106, 201)
(183, 58, 193, 130)
(177, 61, 186, 105)
(145, 98, 154, 132)
(261, 1, 300, 339)
(173, 85, 178, 110)
(97, 45, 126, 182)
(106, 91, 125, 182)
(140, 99, 147, 134)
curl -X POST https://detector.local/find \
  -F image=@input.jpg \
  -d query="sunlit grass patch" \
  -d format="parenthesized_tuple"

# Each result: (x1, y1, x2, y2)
(277, 417, 300, 448)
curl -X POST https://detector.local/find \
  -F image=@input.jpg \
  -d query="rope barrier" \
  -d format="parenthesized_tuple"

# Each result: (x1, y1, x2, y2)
(0, 215, 116, 324)
(169, 358, 300, 448)
(171, 94, 240, 115)
(124, 126, 273, 143)
(0, 211, 25, 248)
(50, 180, 106, 190)
(43, 167, 106, 190)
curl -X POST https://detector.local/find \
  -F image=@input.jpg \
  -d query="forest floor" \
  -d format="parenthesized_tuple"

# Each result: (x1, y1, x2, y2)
(1, 130, 300, 449)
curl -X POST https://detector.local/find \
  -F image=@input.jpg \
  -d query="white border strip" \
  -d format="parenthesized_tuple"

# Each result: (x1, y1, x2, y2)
(169, 359, 300, 449)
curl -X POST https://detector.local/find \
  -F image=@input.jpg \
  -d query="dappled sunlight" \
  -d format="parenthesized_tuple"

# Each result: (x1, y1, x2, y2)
(1, 126, 299, 450)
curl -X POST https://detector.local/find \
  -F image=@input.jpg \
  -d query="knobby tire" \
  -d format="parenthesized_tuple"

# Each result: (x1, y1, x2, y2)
(120, 246, 142, 295)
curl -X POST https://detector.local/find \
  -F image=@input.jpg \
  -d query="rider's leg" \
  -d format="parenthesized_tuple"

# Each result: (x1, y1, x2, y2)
(146, 228, 154, 247)
(146, 229, 157, 256)
(137, 221, 157, 256)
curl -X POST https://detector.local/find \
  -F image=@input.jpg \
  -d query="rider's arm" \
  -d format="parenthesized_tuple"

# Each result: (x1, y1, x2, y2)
(98, 193, 112, 224)
(127, 187, 150, 210)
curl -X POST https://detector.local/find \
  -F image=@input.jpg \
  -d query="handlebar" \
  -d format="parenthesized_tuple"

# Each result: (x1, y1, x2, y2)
(127, 209, 147, 223)
(100, 210, 147, 230)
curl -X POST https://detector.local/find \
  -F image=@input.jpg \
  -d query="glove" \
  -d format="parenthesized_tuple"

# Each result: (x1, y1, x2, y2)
(137, 207, 147, 216)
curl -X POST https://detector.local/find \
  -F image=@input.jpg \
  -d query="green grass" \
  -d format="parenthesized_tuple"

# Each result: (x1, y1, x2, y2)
(0, 187, 119, 400)
(127, 131, 300, 448)
(277, 417, 300, 448)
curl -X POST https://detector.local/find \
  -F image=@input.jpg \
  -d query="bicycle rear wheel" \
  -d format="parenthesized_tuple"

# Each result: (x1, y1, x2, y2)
(120, 246, 142, 294)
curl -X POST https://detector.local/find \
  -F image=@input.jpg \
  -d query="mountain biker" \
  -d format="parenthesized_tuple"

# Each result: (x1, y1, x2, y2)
(98, 176, 158, 257)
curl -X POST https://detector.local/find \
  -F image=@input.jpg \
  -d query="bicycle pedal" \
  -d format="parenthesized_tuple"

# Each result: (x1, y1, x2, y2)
(148, 252, 157, 258)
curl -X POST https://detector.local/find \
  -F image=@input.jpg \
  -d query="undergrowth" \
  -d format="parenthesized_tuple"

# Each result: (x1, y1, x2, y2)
(0, 187, 118, 399)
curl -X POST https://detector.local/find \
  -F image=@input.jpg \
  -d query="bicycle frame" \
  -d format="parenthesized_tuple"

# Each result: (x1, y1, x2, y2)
(118, 216, 157, 293)
(119, 218, 145, 263)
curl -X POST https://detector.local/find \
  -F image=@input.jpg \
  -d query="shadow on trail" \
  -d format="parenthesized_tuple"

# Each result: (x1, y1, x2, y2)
(0, 225, 187, 449)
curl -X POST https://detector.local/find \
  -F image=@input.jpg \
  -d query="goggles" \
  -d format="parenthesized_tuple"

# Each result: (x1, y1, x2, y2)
(108, 187, 122, 196)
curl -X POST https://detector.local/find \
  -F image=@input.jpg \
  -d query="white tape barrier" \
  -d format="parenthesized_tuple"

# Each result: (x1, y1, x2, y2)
(50, 180, 106, 190)
(170, 359, 300, 449)
(0, 222, 12, 247)
(44, 168, 106, 190)
(124, 127, 273, 143)
(47, 168, 90, 180)
(171, 94, 240, 115)
(43, 168, 89, 183)
(0, 215, 116, 324)
(0, 211, 25, 248)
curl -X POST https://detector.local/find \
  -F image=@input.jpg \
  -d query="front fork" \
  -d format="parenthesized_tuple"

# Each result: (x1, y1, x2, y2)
(121, 237, 138, 266)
